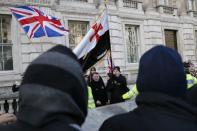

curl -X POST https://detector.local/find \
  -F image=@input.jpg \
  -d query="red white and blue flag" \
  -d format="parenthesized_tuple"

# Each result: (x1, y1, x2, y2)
(10, 6, 68, 39)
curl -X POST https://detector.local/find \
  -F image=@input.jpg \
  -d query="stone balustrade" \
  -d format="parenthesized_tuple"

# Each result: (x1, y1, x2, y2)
(26, 0, 54, 6)
(123, 0, 138, 9)
(0, 0, 55, 6)
(0, 91, 19, 114)
(157, 5, 178, 16)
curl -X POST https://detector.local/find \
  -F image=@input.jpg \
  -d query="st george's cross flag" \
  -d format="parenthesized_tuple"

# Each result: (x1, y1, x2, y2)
(10, 6, 68, 39)
(73, 10, 111, 71)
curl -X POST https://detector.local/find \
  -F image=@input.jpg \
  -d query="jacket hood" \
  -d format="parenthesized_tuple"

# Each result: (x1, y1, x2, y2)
(136, 45, 187, 97)
(17, 45, 88, 127)
(136, 92, 197, 119)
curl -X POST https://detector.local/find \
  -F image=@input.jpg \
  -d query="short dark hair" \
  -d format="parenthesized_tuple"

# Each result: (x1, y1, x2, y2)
(113, 66, 120, 72)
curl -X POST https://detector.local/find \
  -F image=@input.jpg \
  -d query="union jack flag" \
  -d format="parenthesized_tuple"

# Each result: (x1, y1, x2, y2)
(10, 6, 68, 39)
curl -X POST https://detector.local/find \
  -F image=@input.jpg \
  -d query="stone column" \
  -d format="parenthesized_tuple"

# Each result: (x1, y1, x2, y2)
(143, 0, 157, 13)
(178, 0, 189, 16)
(188, 0, 193, 10)
(116, 0, 123, 9)
(88, 0, 94, 3)
(137, 2, 143, 10)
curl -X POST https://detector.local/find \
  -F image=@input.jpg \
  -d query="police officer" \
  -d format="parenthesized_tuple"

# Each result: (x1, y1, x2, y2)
(184, 62, 197, 89)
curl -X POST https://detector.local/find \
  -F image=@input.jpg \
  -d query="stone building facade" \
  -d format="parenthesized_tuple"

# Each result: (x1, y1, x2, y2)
(0, 0, 197, 90)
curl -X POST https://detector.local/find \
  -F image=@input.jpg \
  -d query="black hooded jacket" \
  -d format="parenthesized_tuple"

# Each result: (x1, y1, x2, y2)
(99, 92, 197, 131)
(107, 74, 129, 104)
(99, 46, 197, 131)
(0, 45, 88, 131)
(89, 77, 108, 106)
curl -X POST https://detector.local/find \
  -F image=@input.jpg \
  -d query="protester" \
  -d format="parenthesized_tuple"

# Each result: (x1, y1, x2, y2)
(99, 45, 197, 131)
(84, 75, 96, 109)
(0, 113, 16, 125)
(89, 72, 108, 107)
(106, 66, 129, 104)
(87, 67, 96, 85)
(106, 73, 113, 103)
(12, 81, 20, 92)
(186, 84, 197, 107)
(0, 45, 88, 131)
(184, 61, 197, 89)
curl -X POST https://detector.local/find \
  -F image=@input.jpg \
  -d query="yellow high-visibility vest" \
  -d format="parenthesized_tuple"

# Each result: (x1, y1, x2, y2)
(187, 74, 197, 89)
(122, 84, 138, 100)
(122, 74, 197, 100)
(88, 86, 96, 109)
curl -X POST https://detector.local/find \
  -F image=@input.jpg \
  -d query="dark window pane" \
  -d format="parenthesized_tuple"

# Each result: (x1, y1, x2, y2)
(3, 46, 13, 70)
(0, 15, 13, 71)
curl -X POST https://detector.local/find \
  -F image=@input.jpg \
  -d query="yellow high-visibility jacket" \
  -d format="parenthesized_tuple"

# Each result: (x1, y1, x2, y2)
(122, 74, 197, 100)
(122, 84, 138, 100)
(88, 86, 96, 109)
(187, 74, 197, 89)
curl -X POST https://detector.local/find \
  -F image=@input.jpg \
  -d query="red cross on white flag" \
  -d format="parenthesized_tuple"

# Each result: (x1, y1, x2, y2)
(89, 23, 103, 42)
(73, 10, 109, 59)
(73, 10, 111, 71)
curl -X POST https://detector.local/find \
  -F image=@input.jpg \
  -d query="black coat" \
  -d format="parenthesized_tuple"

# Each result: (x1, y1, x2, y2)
(0, 82, 87, 131)
(89, 77, 108, 106)
(186, 84, 197, 107)
(99, 92, 197, 131)
(107, 75, 129, 104)
(0, 120, 82, 131)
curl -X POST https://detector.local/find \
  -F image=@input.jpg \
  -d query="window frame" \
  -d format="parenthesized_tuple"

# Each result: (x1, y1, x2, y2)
(67, 20, 89, 49)
(124, 24, 140, 64)
(122, 21, 143, 69)
(0, 13, 22, 77)
(159, 0, 177, 7)
(0, 15, 13, 71)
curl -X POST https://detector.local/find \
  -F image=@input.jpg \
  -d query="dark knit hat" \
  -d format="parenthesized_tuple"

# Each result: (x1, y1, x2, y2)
(19, 45, 87, 126)
(113, 66, 120, 72)
(136, 45, 187, 97)
(183, 62, 190, 74)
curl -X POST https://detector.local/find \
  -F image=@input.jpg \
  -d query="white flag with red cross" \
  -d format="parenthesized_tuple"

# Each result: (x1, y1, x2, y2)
(73, 10, 111, 71)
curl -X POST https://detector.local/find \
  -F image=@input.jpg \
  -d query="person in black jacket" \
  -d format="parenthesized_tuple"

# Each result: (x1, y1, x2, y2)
(0, 45, 88, 131)
(107, 66, 129, 104)
(99, 45, 197, 131)
(186, 84, 197, 107)
(89, 72, 108, 107)
(87, 66, 96, 85)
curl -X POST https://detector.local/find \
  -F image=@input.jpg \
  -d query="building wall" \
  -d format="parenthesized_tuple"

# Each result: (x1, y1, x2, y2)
(0, 0, 197, 90)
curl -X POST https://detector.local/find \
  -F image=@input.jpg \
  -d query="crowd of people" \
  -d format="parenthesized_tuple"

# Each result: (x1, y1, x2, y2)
(0, 45, 197, 130)
(87, 66, 129, 107)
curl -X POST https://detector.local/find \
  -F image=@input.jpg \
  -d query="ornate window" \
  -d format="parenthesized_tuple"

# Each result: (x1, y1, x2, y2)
(188, 0, 196, 11)
(160, 0, 176, 7)
(125, 25, 139, 63)
(68, 21, 88, 49)
(26, 0, 52, 5)
(123, 0, 138, 9)
(0, 15, 13, 71)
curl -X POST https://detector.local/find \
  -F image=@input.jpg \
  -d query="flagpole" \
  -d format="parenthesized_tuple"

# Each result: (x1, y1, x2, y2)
(104, 0, 108, 8)
(104, 0, 113, 73)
